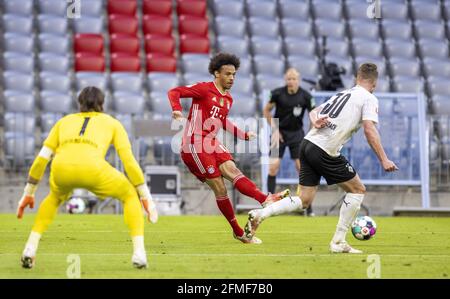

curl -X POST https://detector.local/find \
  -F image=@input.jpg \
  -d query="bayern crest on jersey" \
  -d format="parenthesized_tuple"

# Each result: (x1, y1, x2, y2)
(207, 165, 215, 174)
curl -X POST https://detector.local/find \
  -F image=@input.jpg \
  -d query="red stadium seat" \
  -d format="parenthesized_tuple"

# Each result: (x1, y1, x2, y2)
(109, 14, 138, 35)
(146, 53, 176, 72)
(143, 0, 172, 17)
(178, 15, 208, 36)
(110, 34, 140, 55)
(108, 0, 137, 16)
(111, 53, 141, 72)
(143, 15, 172, 36)
(144, 34, 175, 55)
(180, 34, 209, 54)
(177, 0, 206, 17)
(74, 34, 104, 55)
(75, 53, 105, 72)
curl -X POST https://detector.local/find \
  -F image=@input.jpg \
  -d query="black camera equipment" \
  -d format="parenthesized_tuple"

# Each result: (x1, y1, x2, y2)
(318, 36, 346, 91)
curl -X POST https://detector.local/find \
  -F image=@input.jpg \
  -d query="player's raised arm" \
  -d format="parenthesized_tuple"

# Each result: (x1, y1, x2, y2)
(113, 121, 158, 223)
(361, 90, 398, 172)
(223, 118, 254, 140)
(363, 120, 398, 172)
(17, 121, 61, 219)
(167, 83, 204, 119)
(309, 105, 328, 129)
(16, 146, 54, 219)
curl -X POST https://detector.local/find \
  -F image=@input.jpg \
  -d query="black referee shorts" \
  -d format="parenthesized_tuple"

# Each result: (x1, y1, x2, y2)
(275, 130, 304, 160)
(278, 141, 300, 160)
(299, 139, 357, 186)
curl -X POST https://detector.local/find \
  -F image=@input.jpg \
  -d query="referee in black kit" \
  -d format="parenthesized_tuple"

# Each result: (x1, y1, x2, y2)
(264, 68, 316, 216)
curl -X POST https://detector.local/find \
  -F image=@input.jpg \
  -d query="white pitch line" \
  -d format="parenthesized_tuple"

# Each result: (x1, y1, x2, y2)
(1, 230, 450, 234)
(0, 253, 449, 258)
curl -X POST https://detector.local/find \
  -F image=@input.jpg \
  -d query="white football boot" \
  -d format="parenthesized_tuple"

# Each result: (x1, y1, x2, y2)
(21, 245, 36, 269)
(244, 209, 264, 238)
(329, 241, 362, 254)
(233, 232, 262, 244)
(132, 249, 148, 269)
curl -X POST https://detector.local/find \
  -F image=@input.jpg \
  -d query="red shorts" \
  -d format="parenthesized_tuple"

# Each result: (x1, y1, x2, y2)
(180, 139, 233, 182)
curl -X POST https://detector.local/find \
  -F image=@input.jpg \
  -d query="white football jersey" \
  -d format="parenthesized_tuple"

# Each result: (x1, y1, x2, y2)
(304, 85, 379, 157)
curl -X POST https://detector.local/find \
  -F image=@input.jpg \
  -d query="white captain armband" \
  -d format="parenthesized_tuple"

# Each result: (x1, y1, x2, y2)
(38, 146, 54, 160)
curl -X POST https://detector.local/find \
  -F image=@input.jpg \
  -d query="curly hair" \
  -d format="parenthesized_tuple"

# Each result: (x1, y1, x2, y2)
(208, 52, 240, 75)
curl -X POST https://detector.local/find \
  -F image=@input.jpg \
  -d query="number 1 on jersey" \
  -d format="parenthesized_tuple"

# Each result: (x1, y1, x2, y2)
(79, 117, 90, 136)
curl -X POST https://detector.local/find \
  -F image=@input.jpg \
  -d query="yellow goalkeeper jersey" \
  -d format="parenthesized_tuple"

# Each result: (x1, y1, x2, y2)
(43, 112, 145, 186)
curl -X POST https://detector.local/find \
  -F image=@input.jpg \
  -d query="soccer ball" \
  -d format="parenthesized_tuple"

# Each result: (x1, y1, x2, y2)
(351, 216, 377, 240)
(66, 197, 86, 214)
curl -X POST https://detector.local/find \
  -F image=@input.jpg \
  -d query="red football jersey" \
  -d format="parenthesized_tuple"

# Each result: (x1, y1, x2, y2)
(168, 81, 247, 145)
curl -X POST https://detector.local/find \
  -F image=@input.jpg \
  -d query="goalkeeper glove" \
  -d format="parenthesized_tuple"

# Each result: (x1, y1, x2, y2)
(17, 183, 37, 219)
(136, 184, 158, 224)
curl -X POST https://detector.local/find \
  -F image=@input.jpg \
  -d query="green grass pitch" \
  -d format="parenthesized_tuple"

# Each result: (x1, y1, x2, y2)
(0, 214, 449, 278)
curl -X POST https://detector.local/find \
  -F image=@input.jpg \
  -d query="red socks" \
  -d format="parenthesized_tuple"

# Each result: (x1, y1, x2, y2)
(232, 174, 267, 204)
(216, 195, 244, 237)
(215, 175, 269, 237)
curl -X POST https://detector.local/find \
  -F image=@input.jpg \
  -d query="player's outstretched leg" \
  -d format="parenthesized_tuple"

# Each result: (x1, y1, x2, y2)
(121, 188, 147, 268)
(216, 195, 262, 244)
(205, 176, 262, 244)
(22, 191, 62, 268)
(329, 193, 364, 254)
(262, 189, 291, 207)
(232, 174, 290, 207)
(220, 161, 290, 207)
(244, 195, 304, 238)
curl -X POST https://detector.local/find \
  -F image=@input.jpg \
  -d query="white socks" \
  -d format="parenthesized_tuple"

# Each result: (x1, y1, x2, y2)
(24, 231, 41, 255)
(132, 236, 147, 267)
(260, 196, 303, 219)
(332, 193, 364, 244)
(132, 236, 145, 253)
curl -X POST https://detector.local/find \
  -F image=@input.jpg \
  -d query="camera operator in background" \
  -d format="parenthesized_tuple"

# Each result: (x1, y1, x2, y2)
(318, 36, 347, 91)
(264, 68, 316, 217)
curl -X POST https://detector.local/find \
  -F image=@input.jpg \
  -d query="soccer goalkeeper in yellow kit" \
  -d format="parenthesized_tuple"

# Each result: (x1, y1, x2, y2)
(16, 86, 158, 269)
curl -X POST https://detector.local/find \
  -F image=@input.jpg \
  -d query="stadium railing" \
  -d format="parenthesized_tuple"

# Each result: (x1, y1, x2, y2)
(429, 114, 450, 190)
